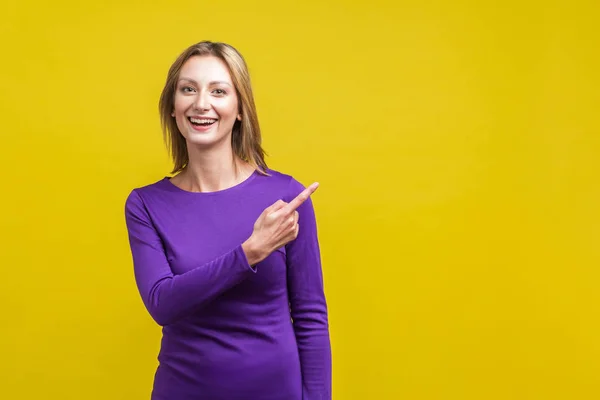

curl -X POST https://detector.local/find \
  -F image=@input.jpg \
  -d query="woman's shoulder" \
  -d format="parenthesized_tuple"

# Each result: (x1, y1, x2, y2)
(262, 167, 292, 181)
(261, 168, 303, 186)
(128, 176, 171, 195)
(124, 176, 172, 210)
(260, 168, 310, 198)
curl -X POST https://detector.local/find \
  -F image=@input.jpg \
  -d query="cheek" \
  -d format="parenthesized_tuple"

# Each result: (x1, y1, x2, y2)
(173, 97, 190, 114)
(174, 116, 188, 135)
(216, 99, 239, 119)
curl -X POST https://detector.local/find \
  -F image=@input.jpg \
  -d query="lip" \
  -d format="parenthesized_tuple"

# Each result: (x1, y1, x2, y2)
(187, 116, 218, 120)
(187, 117, 217, 132)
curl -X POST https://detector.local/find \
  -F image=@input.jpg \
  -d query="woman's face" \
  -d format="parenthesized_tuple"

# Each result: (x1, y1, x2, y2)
(173, 55, 241, 149)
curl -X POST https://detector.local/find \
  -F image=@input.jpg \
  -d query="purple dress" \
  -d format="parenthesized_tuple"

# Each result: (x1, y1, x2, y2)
(124, 168, 331, 400)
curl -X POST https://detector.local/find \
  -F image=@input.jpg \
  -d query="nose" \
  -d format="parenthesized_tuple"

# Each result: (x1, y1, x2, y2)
(194, 90, 211, 111)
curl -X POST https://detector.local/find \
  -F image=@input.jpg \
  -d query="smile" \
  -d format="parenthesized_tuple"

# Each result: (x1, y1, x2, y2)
(188, 117, 217, 126)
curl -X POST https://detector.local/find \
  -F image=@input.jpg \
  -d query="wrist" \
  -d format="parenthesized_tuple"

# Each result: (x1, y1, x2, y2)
(242, 237, 264, 266)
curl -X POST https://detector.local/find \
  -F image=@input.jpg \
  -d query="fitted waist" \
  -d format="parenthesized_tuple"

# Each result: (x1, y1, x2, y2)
(153, 324, 301, 400)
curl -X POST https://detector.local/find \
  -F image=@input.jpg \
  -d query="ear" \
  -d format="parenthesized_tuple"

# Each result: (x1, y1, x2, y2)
(237, 114, 242, 121)
(171, 112, 175, 117)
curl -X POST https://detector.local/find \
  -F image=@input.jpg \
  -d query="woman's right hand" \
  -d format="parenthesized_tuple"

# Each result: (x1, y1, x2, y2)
(242, 182, 319, 266)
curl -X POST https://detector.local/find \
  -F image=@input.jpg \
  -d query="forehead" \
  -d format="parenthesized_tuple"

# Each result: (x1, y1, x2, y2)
(178, 55, 233, 83)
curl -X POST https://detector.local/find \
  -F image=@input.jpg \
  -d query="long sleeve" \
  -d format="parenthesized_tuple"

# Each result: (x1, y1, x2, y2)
(124, 189, 256, 326)
(285, 178, 332, 400)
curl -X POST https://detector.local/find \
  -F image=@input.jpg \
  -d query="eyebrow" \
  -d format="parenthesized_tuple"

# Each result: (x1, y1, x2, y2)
(178, 78, 232, 87)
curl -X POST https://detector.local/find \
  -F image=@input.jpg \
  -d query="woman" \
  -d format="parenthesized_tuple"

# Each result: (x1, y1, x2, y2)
(124, 41, 331, 400)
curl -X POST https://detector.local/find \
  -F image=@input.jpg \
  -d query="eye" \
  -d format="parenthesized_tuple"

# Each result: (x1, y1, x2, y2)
(212, 88, 227, 95)
(180, 86, 196, 93)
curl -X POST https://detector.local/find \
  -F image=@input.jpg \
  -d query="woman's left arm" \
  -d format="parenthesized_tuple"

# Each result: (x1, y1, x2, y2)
(285, 178, 332, 400)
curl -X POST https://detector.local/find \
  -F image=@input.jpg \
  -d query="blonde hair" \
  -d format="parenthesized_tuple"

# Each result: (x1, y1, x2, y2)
(158, 41, 268, 175)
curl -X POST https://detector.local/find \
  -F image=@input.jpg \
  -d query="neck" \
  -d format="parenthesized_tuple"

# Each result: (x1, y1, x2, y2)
(177, 141, 253, 193)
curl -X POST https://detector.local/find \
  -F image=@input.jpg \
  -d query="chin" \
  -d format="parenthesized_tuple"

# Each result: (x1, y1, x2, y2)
(185, 131, 230, 148)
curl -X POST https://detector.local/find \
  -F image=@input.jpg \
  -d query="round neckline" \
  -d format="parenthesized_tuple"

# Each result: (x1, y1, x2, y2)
(162, 169, 259, 196)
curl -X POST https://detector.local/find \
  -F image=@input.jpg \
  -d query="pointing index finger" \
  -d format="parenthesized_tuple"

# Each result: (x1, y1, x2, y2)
(282, 182, 319, 214)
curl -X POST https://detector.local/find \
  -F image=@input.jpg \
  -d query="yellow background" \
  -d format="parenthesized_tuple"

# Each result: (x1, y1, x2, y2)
(2, 0, 599, 399)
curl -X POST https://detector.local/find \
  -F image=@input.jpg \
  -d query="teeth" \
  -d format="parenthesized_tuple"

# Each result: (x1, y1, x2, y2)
(190, 117, 216, 124)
